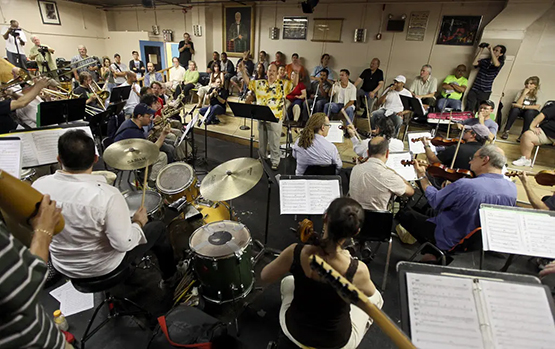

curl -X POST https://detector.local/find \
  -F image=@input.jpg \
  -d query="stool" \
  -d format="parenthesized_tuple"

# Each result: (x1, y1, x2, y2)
(71, 264, 153, 349)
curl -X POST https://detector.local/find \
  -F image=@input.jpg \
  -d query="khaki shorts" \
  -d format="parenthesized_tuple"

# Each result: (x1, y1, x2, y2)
(537, 128, 555, 145)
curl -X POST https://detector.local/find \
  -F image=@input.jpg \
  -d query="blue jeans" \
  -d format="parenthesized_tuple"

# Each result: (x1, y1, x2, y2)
(357, 89, 377, 117)
(371, 109, 402, 137)
(200, 104, 225, 124)
(324, 103, 355, 122)
(306, 98, 327, 115)
(437, 98, 462, 111)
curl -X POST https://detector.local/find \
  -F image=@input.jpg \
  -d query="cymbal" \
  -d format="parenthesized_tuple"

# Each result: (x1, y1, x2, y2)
(103, 139, 160, 170)
(200, 157, 263, 201)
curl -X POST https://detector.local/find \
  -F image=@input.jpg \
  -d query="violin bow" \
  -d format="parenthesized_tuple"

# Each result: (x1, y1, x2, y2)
(446, 111, 452, 138)
(364, 95, 372, 133)
(450, 126, 464, 169)
(341, 109, 361, 141)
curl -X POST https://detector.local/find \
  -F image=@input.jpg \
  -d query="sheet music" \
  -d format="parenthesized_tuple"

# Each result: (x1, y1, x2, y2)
(32, 131, 62, 165)
(0, 138, 22, 178)
(324, 121, 343, 143)
(407, 132, 436, 155)
(385, 152, 417, 181)
(279, 179, 340, 215)
(480, 280, 555, 348)
(182, 111, 200, 141)
(406, 273, 484, 349)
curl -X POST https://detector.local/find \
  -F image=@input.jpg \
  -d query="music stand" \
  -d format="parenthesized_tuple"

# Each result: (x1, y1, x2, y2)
(227, 102, 278, 158)
(110, 85, 132, 103)
(37, 98, 87, 127)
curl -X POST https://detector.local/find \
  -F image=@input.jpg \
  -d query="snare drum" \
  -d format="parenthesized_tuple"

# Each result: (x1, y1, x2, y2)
(20, 169, 37, 183)
(156, 162, 199, 204)
(123, 190, 164, 221)
(190, 220, 253, 303)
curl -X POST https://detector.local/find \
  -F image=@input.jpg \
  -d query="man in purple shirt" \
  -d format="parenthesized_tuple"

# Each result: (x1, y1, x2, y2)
(397, 145, 517, 251)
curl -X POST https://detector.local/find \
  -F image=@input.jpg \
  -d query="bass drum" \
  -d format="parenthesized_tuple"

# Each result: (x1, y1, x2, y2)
(190, 220, 253, 303)
(123, 190, 164, 221)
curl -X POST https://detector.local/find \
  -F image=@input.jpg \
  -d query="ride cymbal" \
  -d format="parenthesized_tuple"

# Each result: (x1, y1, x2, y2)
(200, 157, 263, 201)
(103, 139, 160, 170)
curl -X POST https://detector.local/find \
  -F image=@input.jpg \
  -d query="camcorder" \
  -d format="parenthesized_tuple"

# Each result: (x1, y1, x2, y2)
(38, 46, 50, 54)
(478, 42, 490, 48)
(9, 28, 20, 37)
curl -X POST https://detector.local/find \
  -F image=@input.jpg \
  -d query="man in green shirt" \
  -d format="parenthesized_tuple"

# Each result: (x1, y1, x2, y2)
(29, 35, 57, 74)
(437, 64, 468, 111)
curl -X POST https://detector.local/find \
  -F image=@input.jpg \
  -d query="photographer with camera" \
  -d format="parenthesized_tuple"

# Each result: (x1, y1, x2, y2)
(29, 35, 56, 74)
(2, 20, 27, 68)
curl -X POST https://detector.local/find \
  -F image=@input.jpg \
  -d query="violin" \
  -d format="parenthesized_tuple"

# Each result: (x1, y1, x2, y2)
(411, 136, 465, 147)
(401, 160, 475, 182)
(505, 170, 555, 187)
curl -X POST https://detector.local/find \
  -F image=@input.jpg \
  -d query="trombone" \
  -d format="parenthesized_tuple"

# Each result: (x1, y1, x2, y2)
(90, 80, 109, 110)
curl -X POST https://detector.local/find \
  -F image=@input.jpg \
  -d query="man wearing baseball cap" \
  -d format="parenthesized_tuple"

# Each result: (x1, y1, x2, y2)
(371, 75, 412, 136)
(458, 99, 498, 141)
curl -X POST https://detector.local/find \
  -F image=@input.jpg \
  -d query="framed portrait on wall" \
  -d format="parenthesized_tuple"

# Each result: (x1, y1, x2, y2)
(38, 0, 61, 26)
(436, 15, 482, 46)
(223, 4, 255, 57)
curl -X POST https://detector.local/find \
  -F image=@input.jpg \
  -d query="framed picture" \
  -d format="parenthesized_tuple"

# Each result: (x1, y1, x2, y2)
(283, 16, 308, 40)
(223, 4, 254, 58)
(312, 18, 343, 42)
(38, 0, 61, 26)
(436, 15, 482, 46)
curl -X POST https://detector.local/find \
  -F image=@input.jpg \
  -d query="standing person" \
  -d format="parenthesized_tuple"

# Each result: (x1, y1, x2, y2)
(501, 76, 543, 140)
(199, 77, 228, 125)
(324, 69, 357, 122)
(2, 20, 27, 68)
(306, 69, 332, 115)
(228, 11, 249, 53)
(465, 44, 506, 113)
(241, 62, 293, 170)
(111, 53, 128, 85)
(174, 60, 199, 99)
(354, 58, 385, 118)
(168, 57, 186, 91)
(129, 50, 146, 78)
(71, 45, 99, 82)
(286, 53, 308, 81)
(121, 72, 141, 117)
(144, 62, 163, 88)
(257, 50, 269, 72)
(409, 64, 438, 109)
(100, 57, 116, 93)
(437, 64, 468, 111)
(29, 35, 56, 74)
(178, 33, 195, 68)
(311, 53, 334, 81)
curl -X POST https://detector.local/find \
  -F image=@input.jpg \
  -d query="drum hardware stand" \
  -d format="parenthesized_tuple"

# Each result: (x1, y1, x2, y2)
(254, 160, 281, 265)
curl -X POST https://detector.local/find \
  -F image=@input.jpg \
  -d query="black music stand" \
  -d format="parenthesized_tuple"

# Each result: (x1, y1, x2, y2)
(37, 98, 87, 127)
(89, 102, 125, 152)
(227, 102, 277, 158)
(110, 85, 132, 103)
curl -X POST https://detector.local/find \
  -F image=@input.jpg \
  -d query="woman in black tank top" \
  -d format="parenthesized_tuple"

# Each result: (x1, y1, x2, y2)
(261, 198, 382, 349)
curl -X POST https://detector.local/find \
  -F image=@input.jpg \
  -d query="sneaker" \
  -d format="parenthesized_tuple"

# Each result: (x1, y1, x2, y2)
(512, 156, 531, 167)
(501, 131, 509, 140)
(396, 224, 417, 245)
(271, 164, 279, 170)
(292, 104, 301, 122)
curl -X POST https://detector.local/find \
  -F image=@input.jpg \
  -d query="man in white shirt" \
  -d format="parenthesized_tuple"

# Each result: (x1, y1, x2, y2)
(347, 117, 404, 159)
(168, 56, 186, 91)
(111, 53, 128, 85)
(371, 75, 412, 136)
(121, 72, 141, 117)
(349, 136, 414, 211)
(324, 69, 357, 122)
(3, 20, 27, 68)
(409, 64, 438, 108)
(32, 130, 178, 286)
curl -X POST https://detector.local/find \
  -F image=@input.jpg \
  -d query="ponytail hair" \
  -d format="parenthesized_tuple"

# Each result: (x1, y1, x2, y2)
(298, 113, 327, 149)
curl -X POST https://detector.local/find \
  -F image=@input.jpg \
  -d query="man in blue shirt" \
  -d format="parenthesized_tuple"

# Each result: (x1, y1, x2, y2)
(397, 145, 517, 252)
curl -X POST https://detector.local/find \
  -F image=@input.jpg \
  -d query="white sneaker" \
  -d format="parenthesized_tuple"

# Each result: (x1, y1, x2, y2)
(512, 156, 531, 167)
(292, 104, 300, 122)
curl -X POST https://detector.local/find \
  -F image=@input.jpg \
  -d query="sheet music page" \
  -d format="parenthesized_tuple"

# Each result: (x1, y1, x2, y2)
(480, 208, 523, 254)
(324, 121, 343, 143)
(480, 280, 555, 348)
(306, 180, 340, 215)
(386, 152, 417, 181)
(32, 130, 63, 165)
(279, 179, 308, 214)
(520, 213, 555, 259)
(406, 273, 484, 349)
(9, 132, 40, 167)
(0, 138, 22, 178)
(407, 132, 436, 155)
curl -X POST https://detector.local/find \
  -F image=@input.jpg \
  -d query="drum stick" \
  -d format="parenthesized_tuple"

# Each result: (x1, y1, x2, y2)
(141, 165, 149, 207)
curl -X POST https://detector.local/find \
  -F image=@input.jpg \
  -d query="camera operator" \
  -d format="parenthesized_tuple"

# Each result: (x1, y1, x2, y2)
(2, 20, 27, 68)
(29, 35, 56, 74)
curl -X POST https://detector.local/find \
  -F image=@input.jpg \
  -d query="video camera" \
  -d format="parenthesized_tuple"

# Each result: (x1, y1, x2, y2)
(9, 28, 20, 37)
(478, 42, 490, 48)
(38, 46, 50, 55)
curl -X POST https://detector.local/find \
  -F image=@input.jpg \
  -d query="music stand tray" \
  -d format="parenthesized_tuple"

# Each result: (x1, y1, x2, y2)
(37, 98, 87, 127)
(110, 85, 132, 103)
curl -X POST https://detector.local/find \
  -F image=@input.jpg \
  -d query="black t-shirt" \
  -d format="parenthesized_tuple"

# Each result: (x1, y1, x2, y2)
(0, 99, 16, 134)
(73, 86, 90, 99)
(207, 60, 220, 70)
(437, 141, 482, 170)
(178, 41, 195, 67)
(359, 68, 384, 92)
(540, 104, 555, 139)
(208, 87, 228, 107)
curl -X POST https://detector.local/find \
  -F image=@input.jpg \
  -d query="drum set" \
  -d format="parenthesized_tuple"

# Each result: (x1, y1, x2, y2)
(103, 139, 264, 304)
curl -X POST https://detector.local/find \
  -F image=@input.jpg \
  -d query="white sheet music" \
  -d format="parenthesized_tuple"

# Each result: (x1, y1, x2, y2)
(480, 280, 555, 348)
(406, 273, 484, 349)
(385, 152, 417, 181)
(279, 179, 340, 215)
(0, 138, 22, 178)
(408, 132, 436, 155)
(324, 121, 343, 144)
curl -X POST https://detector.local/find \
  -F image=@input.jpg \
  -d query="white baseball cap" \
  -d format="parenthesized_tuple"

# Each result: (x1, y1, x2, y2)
(394, 75, 406, 84)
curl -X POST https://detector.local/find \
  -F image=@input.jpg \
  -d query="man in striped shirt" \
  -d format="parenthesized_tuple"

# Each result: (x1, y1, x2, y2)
(465, 44, 506, 113)
(0, 195, 71, 349)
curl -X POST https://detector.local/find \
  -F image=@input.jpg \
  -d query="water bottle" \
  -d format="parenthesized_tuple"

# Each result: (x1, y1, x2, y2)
(53, 310, 69, 331)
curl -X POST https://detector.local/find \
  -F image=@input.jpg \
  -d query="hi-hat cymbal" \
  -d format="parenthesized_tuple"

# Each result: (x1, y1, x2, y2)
(200, 157, 263, 201)
(103, 139, 160, 170)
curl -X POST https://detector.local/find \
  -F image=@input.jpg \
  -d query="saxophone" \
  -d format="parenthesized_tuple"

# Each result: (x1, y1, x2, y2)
(147, 93, 186, 142)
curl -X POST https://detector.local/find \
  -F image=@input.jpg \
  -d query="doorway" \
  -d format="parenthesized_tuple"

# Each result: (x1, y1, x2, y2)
(140, 40, 165, 71)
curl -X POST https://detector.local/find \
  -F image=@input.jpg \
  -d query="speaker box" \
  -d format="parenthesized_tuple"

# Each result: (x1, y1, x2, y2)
(142, 0, 154, 8)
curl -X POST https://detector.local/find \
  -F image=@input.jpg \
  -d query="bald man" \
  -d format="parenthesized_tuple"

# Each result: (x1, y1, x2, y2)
(437, 64, 468, 111)
(71, 45, 100, 82)
(355, 58, 384, 118)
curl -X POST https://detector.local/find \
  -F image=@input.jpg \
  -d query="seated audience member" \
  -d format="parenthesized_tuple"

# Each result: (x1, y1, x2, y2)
(354, 58, 384, 117)
(220, 52, 235, 88)
(459, 100, 498, 141)
(409, 64, 438, 108)
(100, 57, 116, 93)
(129, 50, 145, 78)
(114, 103, 170, 181)
(347, 117, 404, 158)
(292, 113, 342, 175)
(437, 64, 468, 111)
(200, 77, 228, 125)
(261, 197, 383, 349)
(397, 145, 517, 252)
(518, 172, 555, 211)
(175, 60, 199, 99)
(513, 102, 555, 167)
(371, 75, 412, 136)
(311, 53, 334, 81)
(257, 50, 269, 72)
(349, 136, 415, 211)
(121, 71, 141, 117)
(151, 81, 167, 105)
(0, 196, 71, 349)
(144, 62, 163, 88)
(33, 130, 179, 289)
(206, 51, 220, 73)
(111, 53, 128, 85)
(197, 63, 224, 108)
(306, 69, 332, 114)
(501, 76, 543, 140)
(286, 53, 307, 81)
(324, 69, 357, 122)
(278, 65, 289, 81)
(466, 44, 506, 113)
(73, 71, 101, 109)
(230, 51, 254, 96)
(271, 51, 286, 67)
(422, 123, 489, 171)
(286, 71, 307, 123)
(168, 57, 186, 91)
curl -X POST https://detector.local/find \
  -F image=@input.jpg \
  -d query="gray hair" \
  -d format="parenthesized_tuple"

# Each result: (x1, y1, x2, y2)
(30, 35, 38, 41)
(477, 145, 506, 169)
(422, 64, 432, 74)
(78, 45, 86, 50)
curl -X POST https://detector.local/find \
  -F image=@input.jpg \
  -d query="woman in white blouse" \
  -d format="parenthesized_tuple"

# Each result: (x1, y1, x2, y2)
(501, 76, 542, 140)
(167, 56, 186, 91)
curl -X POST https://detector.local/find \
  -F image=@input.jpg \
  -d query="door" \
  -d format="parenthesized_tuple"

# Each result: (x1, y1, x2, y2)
(140, 40, 165, 71)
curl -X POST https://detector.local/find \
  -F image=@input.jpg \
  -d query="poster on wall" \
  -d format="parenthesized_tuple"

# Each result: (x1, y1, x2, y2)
(406, 11, 429, 41)
(436, 15, 482, 46)
(283, 17, 308, 40)
(223, 4, 255, 57)
(312, 19, 343, 42)
(38, 0, 61, 25)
